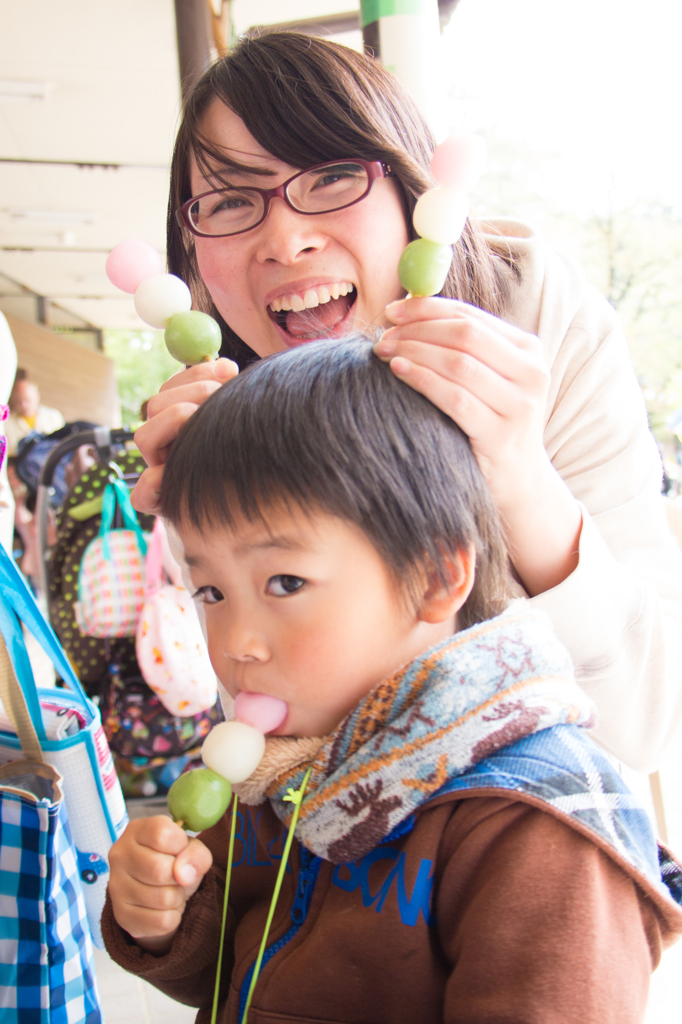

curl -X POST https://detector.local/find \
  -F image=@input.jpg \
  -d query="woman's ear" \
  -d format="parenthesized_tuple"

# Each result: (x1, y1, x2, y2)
(418, 547, 476, 624)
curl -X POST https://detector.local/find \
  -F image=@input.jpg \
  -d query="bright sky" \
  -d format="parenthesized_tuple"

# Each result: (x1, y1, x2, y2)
(442, 0, 682, 215)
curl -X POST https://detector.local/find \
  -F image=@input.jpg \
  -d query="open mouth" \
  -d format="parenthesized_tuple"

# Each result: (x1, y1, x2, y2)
(267, 282, 357, 343)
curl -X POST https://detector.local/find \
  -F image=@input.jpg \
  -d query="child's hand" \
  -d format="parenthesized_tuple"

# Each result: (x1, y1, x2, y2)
(108, 816, 213, 954)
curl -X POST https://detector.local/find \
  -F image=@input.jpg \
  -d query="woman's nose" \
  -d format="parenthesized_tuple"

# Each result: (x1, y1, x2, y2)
(254, 196, 325, 264)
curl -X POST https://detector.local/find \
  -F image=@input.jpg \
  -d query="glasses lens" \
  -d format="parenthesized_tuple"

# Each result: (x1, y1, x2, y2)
(188, 188, 265, 236)
(288, 162, 370, 214)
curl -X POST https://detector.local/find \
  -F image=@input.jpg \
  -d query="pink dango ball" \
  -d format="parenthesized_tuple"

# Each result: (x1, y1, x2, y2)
(430, 135, 487, 194)
(234, 691, 288, 734)
(134, 273, 192, 329)
(105, 240, 164, 294)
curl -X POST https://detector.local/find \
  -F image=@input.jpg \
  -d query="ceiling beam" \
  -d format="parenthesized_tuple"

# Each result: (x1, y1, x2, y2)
(0, 157, 167, 171)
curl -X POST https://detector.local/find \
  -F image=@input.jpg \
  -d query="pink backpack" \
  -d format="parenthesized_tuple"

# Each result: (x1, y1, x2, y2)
(136, 518, 217, 717)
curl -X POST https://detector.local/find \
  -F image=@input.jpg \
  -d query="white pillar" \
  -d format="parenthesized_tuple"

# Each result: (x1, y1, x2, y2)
(361, 0, 445, 139)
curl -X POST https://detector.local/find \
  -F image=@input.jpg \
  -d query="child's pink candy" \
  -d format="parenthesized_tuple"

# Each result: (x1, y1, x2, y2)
(430, 135, 487, 194)
(105, 240, 164, 294)
(234, 692, 288, 734)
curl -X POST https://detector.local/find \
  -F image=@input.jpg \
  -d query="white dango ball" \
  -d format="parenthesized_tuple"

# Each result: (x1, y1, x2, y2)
(430, 135, 487, 194)
(412, 188, 469, 246)
(201, 720, 266, 784)
(134, 273, 192, 329)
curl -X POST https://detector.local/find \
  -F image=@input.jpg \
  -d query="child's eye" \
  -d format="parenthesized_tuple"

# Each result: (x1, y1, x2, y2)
(266, 575, 305, 597)
(192, 585, 224, 605)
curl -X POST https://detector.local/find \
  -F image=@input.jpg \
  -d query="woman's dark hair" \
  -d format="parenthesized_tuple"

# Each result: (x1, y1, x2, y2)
(160, 338, 511, 629)
(168, 32, 518, 368)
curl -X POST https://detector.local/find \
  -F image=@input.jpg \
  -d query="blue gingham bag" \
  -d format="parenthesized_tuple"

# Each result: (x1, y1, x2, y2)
(0, 546, 128, 1023)
(0, 759, 101, 1023)
(0, 542, 127, 950)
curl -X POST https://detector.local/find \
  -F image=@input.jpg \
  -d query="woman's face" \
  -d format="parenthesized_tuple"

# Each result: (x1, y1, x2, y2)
(189, 101, 410, 357)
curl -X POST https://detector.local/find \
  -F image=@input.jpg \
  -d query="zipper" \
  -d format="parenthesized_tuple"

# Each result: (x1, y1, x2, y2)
(238, 845, 322, 1019)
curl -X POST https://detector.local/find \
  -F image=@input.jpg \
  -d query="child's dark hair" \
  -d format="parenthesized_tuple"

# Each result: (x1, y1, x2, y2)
(160, 339, 512, 629)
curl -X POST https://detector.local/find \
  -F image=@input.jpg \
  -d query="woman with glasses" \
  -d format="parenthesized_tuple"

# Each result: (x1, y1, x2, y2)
(133, 32, 682, 773)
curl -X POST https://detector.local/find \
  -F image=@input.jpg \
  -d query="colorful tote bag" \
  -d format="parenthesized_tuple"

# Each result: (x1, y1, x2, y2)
(0, 541, 128, 949)
(136, 518, 218, 717)
(75, 478, 148, 638)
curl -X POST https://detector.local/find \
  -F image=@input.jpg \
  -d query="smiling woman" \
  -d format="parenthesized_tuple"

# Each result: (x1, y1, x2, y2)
(166, 33, 512, 365)
(132, 31, 682, 775)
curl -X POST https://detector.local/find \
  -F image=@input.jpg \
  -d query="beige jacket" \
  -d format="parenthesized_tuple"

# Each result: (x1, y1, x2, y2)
(488, 220, 682, 771)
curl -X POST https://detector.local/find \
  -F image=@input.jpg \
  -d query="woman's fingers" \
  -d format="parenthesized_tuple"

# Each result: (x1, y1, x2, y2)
(148, 357, 237, 418)
(131, 359, 238, 514)
(382, 306, 542, 372)
(130, 465, 164, 515)
(386, 296, 534, 346)
(377, 335, 546, 420)
(135, 402, 202, 468)
(387, 357, 502, 445)
(158, 357, 238, 394)
(147, 379, 223, 420)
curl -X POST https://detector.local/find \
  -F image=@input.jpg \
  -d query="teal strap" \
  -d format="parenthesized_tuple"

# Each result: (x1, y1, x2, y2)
(0, 543, 93, 737)
(360, 0, 428, 26)
(99, 479, 148, 561)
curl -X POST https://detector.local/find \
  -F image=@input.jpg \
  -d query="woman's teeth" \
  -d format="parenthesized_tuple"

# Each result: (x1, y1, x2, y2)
(269, 282, 354, 313)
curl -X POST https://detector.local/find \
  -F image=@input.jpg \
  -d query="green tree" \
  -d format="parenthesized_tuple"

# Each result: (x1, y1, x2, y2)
(103, 329, 181, 429)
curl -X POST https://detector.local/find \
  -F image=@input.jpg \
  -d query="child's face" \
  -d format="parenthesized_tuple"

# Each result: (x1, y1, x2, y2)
(180, 505, 453, 737)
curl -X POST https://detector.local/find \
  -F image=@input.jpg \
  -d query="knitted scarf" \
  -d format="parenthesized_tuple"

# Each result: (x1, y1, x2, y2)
(238, 604, 594, 864)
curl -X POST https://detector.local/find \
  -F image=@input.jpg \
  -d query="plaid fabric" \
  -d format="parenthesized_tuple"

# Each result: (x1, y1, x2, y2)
(435, 724, 682, 910)
(76, 530, 145, 637)
(0, 787, 102, 1023)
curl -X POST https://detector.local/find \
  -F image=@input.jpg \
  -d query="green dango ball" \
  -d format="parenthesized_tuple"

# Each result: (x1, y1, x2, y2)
(167, 767, 232, 832)
(398, 238, 453, 297)
(164, 310, 222, 365)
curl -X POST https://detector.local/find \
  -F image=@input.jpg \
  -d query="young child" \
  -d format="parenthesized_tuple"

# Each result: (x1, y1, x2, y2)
(104, 339, 682, 1023)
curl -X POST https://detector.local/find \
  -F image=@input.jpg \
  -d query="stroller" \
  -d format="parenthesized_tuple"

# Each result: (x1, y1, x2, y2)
(33, 426, 222, 798)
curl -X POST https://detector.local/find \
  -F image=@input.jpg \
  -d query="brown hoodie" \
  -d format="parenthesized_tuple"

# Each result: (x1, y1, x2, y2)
(102, 790, 682, 1024)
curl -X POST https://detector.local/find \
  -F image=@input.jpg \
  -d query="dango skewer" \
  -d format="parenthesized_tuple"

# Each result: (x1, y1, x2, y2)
(398, 134, 487, 298)
(105, 239, 222, 365)
(167, 692, 288, 832)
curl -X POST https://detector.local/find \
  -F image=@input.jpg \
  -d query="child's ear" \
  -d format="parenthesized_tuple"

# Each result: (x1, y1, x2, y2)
(418, 547, 476, 624)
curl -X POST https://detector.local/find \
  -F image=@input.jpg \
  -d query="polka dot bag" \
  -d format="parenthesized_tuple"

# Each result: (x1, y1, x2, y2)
(75, 478, 148, 638)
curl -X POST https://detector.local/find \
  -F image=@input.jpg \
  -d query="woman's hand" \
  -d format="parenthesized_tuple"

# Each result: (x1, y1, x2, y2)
(131, 358, 238, 514)
(377, 297, 582, 596)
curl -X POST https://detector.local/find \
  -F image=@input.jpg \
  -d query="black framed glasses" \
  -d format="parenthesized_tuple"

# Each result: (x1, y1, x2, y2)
(176, 159, 391, 238)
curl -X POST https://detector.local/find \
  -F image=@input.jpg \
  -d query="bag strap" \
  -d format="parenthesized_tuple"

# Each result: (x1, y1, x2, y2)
(0, 542, 90, 725)
(99, 478, 148, 560)
(144, 517, 165, 599)
(0, 631, 44, 762)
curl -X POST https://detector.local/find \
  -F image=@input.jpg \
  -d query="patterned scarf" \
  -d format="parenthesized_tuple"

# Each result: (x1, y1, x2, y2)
(262, 603, 594, 864)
